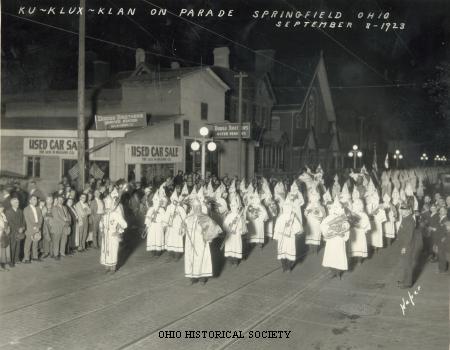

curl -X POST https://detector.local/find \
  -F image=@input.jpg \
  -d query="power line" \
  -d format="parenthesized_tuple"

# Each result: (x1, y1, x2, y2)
(3, 12, 200, 66)
(280, 0, 393, 83)
(137, 0, 313, 79)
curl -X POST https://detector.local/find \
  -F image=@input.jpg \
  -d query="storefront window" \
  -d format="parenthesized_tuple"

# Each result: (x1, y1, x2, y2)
(26, 156, 40, 178)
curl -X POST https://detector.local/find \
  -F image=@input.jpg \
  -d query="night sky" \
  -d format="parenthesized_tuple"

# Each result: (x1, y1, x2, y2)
(2, 0, 449, 155)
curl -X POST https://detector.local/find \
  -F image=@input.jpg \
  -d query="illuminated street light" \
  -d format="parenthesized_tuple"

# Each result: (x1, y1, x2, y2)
(393, 149, 403, 168)
(348, 145, 362, 169)
(190, 127, 217, 178)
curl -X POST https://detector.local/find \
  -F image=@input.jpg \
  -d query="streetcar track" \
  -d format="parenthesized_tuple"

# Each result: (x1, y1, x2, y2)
(0, 278, 181, 349)
(0, 256, 174, 316)
(118, 249, 320, 350)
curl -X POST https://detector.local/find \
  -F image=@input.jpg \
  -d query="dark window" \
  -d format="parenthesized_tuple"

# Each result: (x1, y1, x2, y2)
(183, 120, 189, 136)
(201, 102, 208, 120)
(174, 123, 181, 139)
(224, 94, 231, 121)
(252, 104, 257, 123)
(26, 157, 40, 178)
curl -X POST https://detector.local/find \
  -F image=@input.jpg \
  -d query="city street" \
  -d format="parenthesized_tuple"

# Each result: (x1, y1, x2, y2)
(0, 233, 447, 350)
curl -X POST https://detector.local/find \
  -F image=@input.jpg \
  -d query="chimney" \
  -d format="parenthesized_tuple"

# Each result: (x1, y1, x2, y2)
(255, 49, 275, 75)
(93, 60, 110, 86)
(171, 61, 180, 70)
(135, 48, 146, 68)
(213, 47, 230, 69)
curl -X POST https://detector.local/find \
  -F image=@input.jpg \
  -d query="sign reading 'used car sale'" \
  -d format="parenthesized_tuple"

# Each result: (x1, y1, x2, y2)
(23, 138, 93, 158)
(125, 144, 182, 164)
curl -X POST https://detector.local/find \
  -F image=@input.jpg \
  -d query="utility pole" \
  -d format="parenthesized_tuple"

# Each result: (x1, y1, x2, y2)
(77, 0, 86, 191)
(235, 72, 248, 178)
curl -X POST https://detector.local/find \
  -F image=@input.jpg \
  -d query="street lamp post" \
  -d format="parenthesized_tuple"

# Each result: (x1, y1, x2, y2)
(348, 144, 363, 169)
(420, 153, 428, 166)
(190, 126, 217, 179)
(393, 149, 403, 168)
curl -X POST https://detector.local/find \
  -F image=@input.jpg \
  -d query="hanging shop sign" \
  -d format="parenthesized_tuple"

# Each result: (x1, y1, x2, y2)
(95, 112, 146, 130)
(211, 122, 251, 139)
(125, 144, 182, 164)
(23, 138, 93, 159)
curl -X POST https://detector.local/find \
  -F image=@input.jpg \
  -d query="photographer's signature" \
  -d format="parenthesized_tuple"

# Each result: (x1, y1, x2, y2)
(400, 285, 421, 316)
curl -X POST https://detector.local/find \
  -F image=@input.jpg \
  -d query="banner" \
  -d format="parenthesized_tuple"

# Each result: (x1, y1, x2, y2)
(125, 144, 182, 164)
(95, 112, 146, 130)
(23, 138, 93, 158)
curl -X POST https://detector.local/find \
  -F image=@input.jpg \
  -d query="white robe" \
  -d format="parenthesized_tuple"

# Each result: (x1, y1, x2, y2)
(368, 207, 387, 248)
(184, 214, 221, 278)
(304, 204, 325, 246)
(320, 215, 350, 270)
(348, 212, 370, 258)
(100, 204, 127, 267)
(145, 207, 166, 251)
(383, 206, 396, 239)
(163, 204, 186, 253)
(223, 210, 246, 259)
(247, 204, 268, 244)
(274, 209, 303, 261)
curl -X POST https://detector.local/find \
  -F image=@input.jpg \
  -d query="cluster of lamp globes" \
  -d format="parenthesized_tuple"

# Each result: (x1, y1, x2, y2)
(434, 155, 447, 162)
(420, 153, 447, 162)
(393, 149, 403, 160)
(190, 126, 217, 152)
(347, 144, 363, 158)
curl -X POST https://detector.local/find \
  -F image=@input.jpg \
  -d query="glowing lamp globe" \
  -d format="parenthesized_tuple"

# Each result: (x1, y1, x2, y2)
(191, 141, 200, 151)
(352, 145, 358, 151)
(207, 142, 217, 152)
(199, 127, 209, 137)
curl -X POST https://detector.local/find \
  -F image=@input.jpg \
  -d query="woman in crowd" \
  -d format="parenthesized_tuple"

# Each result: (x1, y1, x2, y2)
(0, 203, 11, 269)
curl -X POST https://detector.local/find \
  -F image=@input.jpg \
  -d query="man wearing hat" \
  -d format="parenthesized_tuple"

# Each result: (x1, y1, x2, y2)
(396, 203, 422, 288)
(5, 197, 26, 266)
(23, 195, 43, 263)
(50, 194, 71, 260)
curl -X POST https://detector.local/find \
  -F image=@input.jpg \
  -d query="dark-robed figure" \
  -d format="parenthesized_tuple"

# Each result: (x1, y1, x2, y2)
(396, 204, 423, 289)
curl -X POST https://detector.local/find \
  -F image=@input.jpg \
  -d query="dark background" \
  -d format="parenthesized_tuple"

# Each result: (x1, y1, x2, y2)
(2, 0, 449, 154)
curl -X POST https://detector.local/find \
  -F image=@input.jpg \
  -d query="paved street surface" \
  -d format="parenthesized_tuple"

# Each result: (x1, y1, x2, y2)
(0, 233, 448, 350)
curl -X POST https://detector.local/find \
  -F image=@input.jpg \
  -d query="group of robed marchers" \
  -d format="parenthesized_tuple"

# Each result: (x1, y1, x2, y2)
(159, 330, 292, 339)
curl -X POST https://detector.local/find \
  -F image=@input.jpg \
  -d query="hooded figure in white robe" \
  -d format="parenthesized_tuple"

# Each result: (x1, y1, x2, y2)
(304, 190, 326, 252)
(348, 198, 370, 261)
(366, 190, 386, 250)
(246, 191, 268, 246)
(145, 193, 167, 255)
(212, 183, 228, 227)
(183, 198, 221, 284)
(320, 197, 350, 278)
(274, 194, 303, 271)
(100, 180, 128, 272)
(163, 191, 186, 259)
(382, 193, 397, 244)
(223, 195, 246, 263)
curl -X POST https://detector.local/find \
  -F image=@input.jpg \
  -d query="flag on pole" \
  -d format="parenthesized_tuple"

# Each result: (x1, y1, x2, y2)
(372, 144, 378, 172)
(68, 164, 80, 180)
(89, 163, 105, 179)
(384, 153, 389, 169)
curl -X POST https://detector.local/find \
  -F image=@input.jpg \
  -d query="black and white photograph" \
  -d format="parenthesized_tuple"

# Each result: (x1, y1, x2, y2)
(0, 0, 449, 349)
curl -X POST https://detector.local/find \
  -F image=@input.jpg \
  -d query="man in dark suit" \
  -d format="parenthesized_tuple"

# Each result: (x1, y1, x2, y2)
(5, 197, 25, 266)
(23, 195, 44, 262)
(49, 194, 71, 260)
(435, 207, 448, 273)
(397, 203, 423, 289)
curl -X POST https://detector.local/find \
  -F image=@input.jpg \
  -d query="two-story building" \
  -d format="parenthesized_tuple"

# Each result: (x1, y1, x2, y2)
(260, 52, 342, 177)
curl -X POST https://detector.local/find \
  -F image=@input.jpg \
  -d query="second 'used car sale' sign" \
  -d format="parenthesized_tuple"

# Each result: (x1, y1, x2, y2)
(125, 144, 182, 164)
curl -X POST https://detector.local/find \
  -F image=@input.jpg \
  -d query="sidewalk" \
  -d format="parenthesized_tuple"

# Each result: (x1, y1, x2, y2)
(0, 235, 448, 350)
